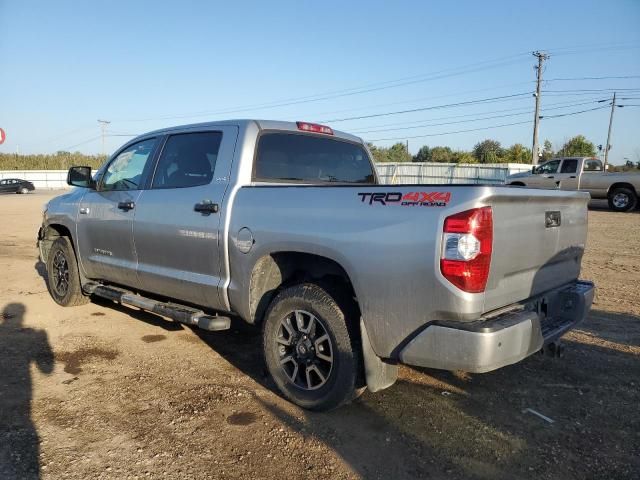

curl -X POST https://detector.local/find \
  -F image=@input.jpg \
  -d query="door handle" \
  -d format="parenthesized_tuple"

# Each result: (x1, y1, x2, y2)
(79, 207, 89, 215)
(547, 176, 554, 179)
(569, 176, 577, 178)
(117, 201, 135, 211)
(194, 202, 219, 214)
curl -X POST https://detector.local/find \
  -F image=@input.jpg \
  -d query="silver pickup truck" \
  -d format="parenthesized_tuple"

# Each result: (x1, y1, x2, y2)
(507, 157, 640, 212)
(39, 120, 594, 411)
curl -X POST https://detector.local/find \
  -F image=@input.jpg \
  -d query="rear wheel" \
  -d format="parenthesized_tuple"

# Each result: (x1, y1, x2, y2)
(262, 283, 361, 411)
(19, 187, 29, 194)
(46, 237, 89, 306)
(608, 187, 637, 212)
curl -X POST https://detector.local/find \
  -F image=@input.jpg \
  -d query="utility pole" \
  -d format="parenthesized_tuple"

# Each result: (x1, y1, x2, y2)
(604, 92, 616, 169)
(97, 119, 111, 156)
(531, 51, 549, 165)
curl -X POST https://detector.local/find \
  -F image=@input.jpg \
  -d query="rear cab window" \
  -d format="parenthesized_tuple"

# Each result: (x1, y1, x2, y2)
(254, 132, 376, 184)
(583, 159, 603, 172)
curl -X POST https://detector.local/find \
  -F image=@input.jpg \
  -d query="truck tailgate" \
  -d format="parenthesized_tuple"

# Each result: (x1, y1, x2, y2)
(483, 188, 590, 312)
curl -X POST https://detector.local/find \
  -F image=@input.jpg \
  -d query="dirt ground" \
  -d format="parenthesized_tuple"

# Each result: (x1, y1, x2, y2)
(1, 190, 638, 480)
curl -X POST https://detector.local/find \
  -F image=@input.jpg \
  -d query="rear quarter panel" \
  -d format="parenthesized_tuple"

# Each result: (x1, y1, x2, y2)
(228, 185, 498, 357)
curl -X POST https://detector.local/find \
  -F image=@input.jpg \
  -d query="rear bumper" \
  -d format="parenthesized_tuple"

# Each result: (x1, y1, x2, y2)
(399, 280, 594, 373)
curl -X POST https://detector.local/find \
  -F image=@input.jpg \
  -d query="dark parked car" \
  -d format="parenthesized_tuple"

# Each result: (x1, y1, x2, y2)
(0, 178, 35, 194)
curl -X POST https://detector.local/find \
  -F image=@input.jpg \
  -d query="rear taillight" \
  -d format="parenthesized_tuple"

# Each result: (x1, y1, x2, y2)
(440, 207, 493, 293)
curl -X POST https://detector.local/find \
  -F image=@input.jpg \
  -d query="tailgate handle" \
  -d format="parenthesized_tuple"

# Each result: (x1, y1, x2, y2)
(545, 211, 561, 228)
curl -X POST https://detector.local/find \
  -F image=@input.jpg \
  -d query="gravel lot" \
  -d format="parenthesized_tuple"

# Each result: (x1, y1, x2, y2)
(1, 190, 638, 480)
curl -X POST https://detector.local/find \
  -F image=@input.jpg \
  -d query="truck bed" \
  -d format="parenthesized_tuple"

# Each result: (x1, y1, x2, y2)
(226, 184, 590, 358)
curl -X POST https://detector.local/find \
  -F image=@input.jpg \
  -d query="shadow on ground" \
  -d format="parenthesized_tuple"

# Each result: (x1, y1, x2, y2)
(189, 308, 639, 479)
(29, 255, 640, 478)
(588, 199, 640, 213)
(0, 303, 54, 480)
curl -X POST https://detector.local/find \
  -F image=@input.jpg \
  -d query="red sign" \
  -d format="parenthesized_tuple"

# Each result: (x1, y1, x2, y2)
(0, 128, 5, 145)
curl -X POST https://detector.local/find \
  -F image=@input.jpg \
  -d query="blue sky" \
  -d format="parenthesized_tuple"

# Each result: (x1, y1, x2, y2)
(1, 0, 639, 164)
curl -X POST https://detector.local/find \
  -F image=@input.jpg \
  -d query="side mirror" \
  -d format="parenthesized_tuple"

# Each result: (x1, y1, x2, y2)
(531, 166, 537, 174)
(67, 166, 96, 189)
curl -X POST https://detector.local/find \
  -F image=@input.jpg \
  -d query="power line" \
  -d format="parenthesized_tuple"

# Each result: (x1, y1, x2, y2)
(545, 44, 640, 57)
(543, 87, 640, 93)
(34, 124, 96, 146)
(545, 75, 640, 81)
(367, 103, 607, 142)
(354, 99, 607, 134)
(540, 105, 609, 119)
(347, 97, 607, 132)
(542, 42, 640, 53)
(356, 111, 534, 134)
(320, 92, 533, 123)
(95, 99, 610, 142)
(112, 54, 532, 123)
(103, 45, 637, 124)
(304, 80, 534, 119)
(60, 135, 102, 151)
(367, 120, 533, 142)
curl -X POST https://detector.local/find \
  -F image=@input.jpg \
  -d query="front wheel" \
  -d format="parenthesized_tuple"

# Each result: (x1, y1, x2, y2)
(18, 187, 29, 194)
(46, 237, 89, 306)
(608, 187, 637, 212)
(262, 283, 361, 411)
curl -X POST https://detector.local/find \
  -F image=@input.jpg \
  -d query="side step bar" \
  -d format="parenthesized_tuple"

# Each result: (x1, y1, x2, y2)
(86, 284, 231, 331)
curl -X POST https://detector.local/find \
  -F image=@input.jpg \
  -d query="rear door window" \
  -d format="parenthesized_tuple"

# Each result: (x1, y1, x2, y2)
(254, 133, 375, 184)
(152, 132, 223, 189)
(560, 159, 578, 173)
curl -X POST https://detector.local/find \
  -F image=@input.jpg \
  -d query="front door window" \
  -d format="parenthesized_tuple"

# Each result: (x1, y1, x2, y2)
(101, 138, 157, 191)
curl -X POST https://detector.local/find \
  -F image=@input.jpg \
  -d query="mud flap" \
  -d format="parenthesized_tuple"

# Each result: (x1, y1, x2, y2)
(360, 319, 398, 392)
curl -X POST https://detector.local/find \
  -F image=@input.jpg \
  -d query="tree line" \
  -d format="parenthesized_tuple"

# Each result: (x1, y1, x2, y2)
(0, 151, 107, 170)
(0, 135, 637, 171)
(369, 134, 600, 164)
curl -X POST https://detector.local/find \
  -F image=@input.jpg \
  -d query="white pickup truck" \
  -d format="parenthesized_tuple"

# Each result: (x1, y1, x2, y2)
(507, 157, 640, 212)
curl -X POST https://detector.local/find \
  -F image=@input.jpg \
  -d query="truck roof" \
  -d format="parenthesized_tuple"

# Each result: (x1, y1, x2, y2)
(139, 119, 364, 145)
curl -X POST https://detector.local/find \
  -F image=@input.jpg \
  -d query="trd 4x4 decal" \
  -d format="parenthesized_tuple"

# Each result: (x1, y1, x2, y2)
(357, 191, 451, 207)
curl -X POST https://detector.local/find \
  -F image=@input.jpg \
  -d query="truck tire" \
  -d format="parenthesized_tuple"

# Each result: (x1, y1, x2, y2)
(608, 187, 637, 212)
(262, 283, 361, 411)
(46, 236, 89, 307)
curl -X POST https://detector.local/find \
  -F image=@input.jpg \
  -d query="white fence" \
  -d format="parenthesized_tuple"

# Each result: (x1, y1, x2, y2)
(0, 163, 533, 189)
(375, 162, 533, 185)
